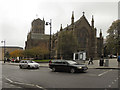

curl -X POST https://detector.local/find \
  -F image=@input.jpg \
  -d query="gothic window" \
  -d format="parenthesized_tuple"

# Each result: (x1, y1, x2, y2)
(77, 27, 89, 49)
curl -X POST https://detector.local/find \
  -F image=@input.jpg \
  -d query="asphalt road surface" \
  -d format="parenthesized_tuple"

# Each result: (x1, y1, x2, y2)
(2, 64, 120, 90)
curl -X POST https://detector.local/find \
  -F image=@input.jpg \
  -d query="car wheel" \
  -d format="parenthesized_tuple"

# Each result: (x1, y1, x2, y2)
(70, 68, 75, 73)
(52, 67, 56, 72)
(19, 65, 22, 69)
(27, 65, 31, 69)
(36, 67, 39, 69)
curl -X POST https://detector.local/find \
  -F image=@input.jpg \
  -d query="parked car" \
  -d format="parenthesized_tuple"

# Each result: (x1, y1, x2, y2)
(19, 60, 40, 69)
(108, 55, 117, 58)
(49, 60, 88, 73)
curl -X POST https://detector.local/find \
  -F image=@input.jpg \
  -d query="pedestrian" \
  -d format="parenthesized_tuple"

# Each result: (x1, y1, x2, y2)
(49, 60, 52, 65)
(117, 56, 120, 62)
(88, 57, 94, 65)
(99, 55, 104, 66)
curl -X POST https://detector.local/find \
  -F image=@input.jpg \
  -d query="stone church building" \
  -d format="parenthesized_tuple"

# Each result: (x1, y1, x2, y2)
(25, 12, 103, 59)
(51, 12, 103, 59)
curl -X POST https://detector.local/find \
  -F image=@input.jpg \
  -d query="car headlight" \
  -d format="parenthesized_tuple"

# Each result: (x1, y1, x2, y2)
(78, 67, 82, 69)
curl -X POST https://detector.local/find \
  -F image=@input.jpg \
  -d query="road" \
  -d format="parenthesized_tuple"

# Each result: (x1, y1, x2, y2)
(2, 64, 120, 90)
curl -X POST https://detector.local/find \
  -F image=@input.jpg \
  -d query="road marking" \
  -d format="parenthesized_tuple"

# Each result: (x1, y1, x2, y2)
(5, 77, 13, 83)
(98, 69, 112, 76)
(112, 82, 114, 84)
(108, 85, 111, 87)
(36, 85, 45, 89)
(3, 82, 22, 88)
(5, 77, 45, 89)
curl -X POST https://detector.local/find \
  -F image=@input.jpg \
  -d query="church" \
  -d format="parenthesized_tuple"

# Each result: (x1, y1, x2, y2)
(51, 12, 103, 59)
(25, 12, 103, 59)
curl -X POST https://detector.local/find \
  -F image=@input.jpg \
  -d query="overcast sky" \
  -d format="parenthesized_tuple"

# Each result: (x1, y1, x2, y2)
(0, 0, 119, 48)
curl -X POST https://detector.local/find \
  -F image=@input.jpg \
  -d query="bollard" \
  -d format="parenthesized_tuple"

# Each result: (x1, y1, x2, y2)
(104, 59, 109, 67)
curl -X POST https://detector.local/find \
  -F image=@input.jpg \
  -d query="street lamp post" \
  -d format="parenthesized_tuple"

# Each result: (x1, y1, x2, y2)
(46, 19, 52, 60)
(1, 40, 6, 63)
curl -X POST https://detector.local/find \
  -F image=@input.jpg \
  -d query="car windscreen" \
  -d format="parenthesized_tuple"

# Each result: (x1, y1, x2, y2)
(67, 61, 77, 65)
(27, 60, 35, 63)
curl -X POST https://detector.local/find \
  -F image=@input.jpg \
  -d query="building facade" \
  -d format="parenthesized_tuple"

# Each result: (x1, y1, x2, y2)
(51, 12, 103, 59)
(0, 46, 23, 60)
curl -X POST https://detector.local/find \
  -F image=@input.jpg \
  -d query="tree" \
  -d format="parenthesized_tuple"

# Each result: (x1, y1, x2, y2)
(106, 20, 120, 55)
(10, 50, 23, 58)
(23, 44, 49, 60)
(57, 30, 78, 59)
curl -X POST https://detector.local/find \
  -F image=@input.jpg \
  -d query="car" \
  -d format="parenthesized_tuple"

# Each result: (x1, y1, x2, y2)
(108, 55, 117, 58)
(49, 60, 88, 73)
(19, 60, 40, 69)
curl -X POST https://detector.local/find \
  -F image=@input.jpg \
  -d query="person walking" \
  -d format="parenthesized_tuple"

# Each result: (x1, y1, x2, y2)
(88, 57, 94, 65)
(99, 55, 104, 66)
(117, 56, 120, 62)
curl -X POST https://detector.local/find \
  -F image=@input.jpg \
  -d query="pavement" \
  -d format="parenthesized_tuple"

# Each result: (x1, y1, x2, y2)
(1, 58, 120, 69)
(85, 58, 120, 69)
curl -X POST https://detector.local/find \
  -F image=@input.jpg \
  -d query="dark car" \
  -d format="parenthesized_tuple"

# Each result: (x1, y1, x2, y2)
(49, 60, 88, 73)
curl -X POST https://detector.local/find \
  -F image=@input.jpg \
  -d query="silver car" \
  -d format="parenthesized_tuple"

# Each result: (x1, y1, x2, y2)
(19, 60, 40, 69)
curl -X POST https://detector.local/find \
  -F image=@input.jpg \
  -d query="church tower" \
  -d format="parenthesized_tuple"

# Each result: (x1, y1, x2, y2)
(31, 18, 45, 34)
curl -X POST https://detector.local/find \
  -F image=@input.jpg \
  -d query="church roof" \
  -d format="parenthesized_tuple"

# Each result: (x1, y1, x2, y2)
(63, 13, 92, 31)
(75, 14, 91, 28)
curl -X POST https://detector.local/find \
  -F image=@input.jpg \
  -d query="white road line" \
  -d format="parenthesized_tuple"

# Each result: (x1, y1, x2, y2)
(108, 85, 111, 87)
(36, 85, 45, 89)
(5, 77, 13, 83)
(98, 69, 112, 76)
(5, 77, 45, 89)
(112, 82, 114, 84)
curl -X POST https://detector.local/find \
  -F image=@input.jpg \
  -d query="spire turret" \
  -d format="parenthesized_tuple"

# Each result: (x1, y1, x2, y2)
(66, 24, 69, 30)
(82, 11, 85, 16)
(43, 17, 44, 21)
(91, 15, 94, 28)
(71, 11, 74, 25)
(60, 24, 63, 31)
(100, 29, 102, 38)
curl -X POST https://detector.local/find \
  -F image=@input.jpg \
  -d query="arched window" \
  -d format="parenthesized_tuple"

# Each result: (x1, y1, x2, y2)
(77, 27, 89, 49)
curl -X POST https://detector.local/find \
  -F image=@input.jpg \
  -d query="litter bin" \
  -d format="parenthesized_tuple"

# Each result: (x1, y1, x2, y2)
(104, 59, 109, 67)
